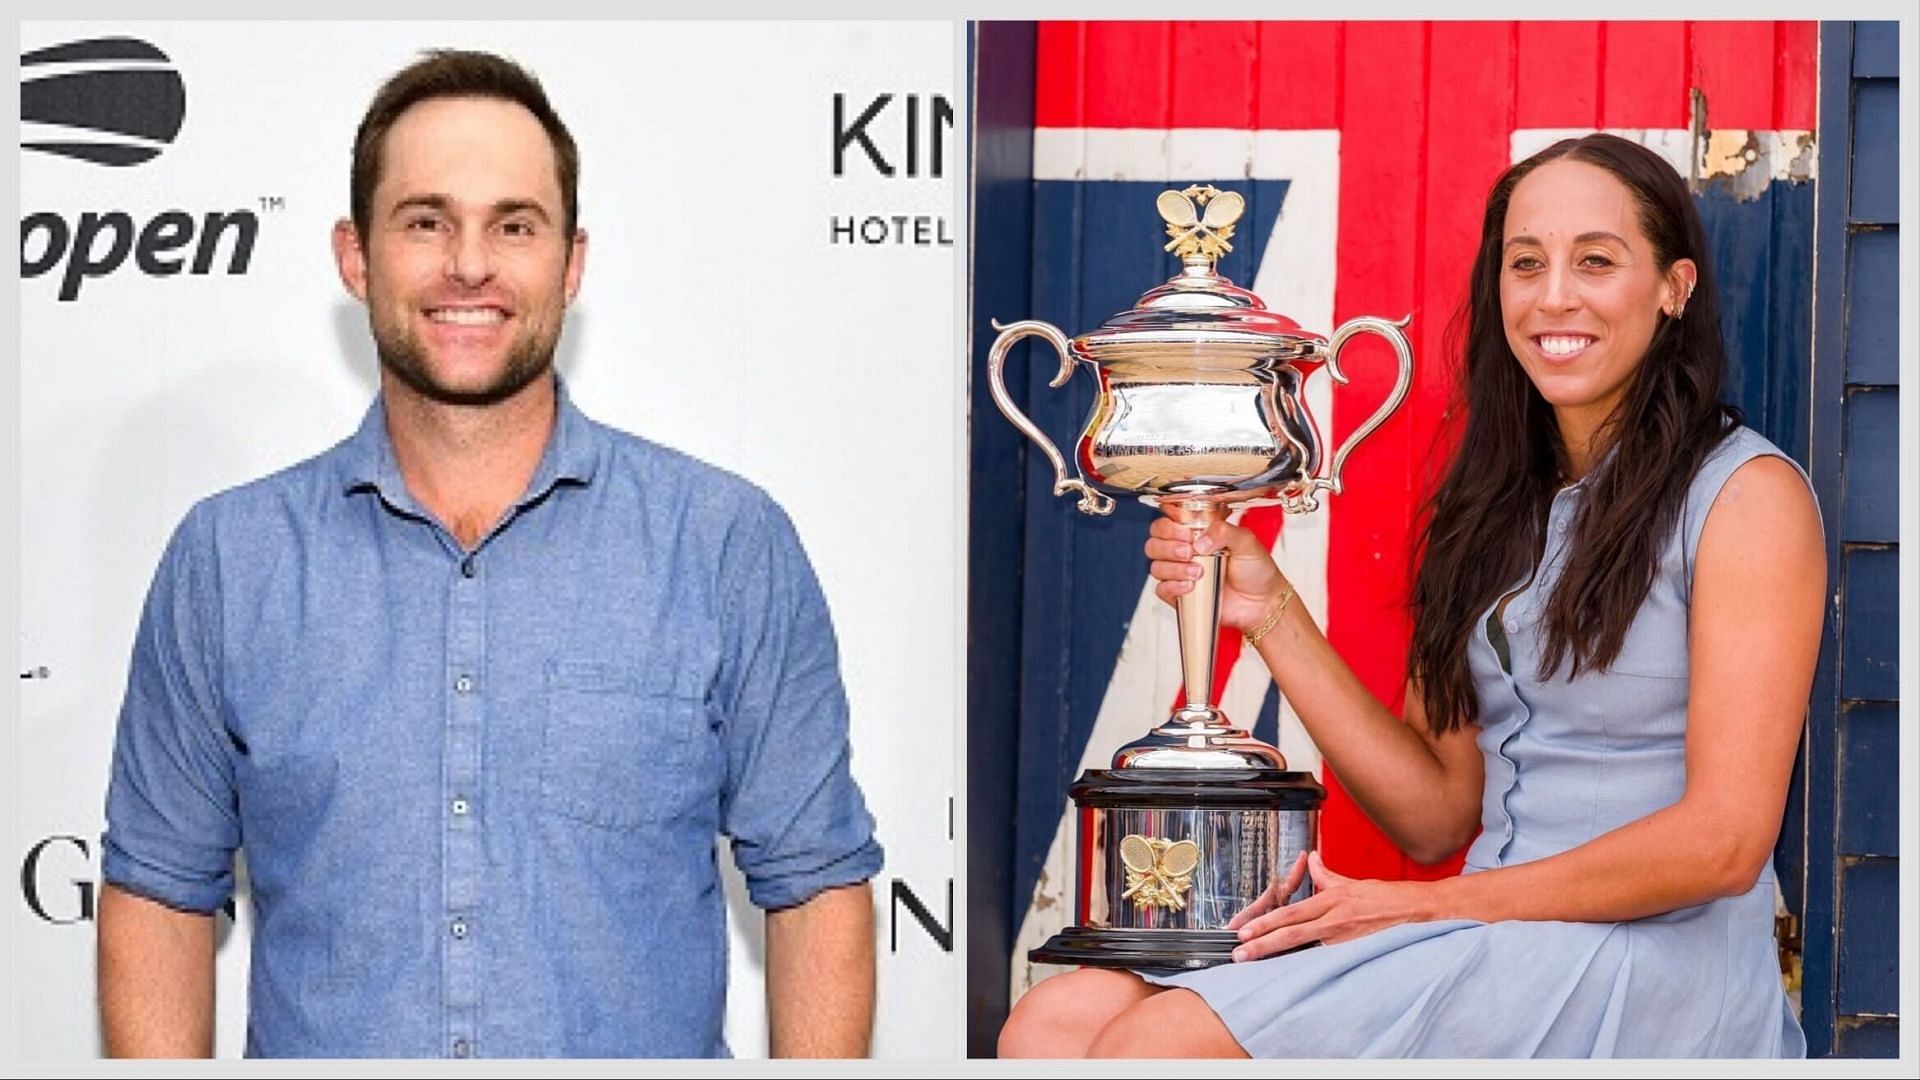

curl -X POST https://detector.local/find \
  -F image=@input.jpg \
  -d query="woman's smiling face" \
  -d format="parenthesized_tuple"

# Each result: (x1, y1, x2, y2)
(1499, 158, 1694, 443)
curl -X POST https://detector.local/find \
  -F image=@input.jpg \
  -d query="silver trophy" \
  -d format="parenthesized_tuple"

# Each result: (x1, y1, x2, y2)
(990, 185, 1414, 968)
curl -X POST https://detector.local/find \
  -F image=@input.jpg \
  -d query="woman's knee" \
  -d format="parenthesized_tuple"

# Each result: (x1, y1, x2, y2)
(1085, 988, 1247, 1059)
(998, 969, 1156, 1058)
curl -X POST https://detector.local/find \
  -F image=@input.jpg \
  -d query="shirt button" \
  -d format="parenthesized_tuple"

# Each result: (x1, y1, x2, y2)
(460, 557, 476, 578)
(451, 1038, 470, 1058)
(451, 796, 470, 816)
(1505, 620, 1519, 634)
(454, 674, 474, 695)
(450, 917, 469, 940)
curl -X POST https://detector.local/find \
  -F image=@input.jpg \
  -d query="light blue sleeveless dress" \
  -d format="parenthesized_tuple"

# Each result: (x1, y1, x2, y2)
(1139, 427, 1809, 1057)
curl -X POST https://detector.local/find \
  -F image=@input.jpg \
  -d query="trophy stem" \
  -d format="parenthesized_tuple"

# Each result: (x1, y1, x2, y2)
(1174, 504, 1226, 721)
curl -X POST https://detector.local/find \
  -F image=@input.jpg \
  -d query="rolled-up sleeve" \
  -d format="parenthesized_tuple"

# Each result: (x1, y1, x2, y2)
(716, 494, 883, 910)
(101, 503, 240, 914)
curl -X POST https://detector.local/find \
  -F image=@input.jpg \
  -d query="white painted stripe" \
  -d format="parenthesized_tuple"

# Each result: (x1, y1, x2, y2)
(1509, 127, 1817, 182)
(1037, 127, 1342, 183)
(1038, 126, 1816, 189)
(1032, 125, 1087, 181)
(1168, 128, 1256, 179)
(1083, 128, 1171, 183)
(1012, 132, 1342, 1004)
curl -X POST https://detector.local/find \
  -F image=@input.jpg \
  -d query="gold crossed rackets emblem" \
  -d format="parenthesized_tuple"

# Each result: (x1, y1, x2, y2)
(1120, 834, 1202, 912)
(1156, 184, 1245, 261)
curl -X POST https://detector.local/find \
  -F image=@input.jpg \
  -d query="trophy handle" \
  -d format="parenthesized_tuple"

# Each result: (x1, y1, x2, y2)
(986, 319, 1116, 516)
(1306, 314, 1415, 511)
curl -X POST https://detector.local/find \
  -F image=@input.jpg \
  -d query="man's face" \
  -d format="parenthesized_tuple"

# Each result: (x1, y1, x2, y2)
(334, 95, 586, 407)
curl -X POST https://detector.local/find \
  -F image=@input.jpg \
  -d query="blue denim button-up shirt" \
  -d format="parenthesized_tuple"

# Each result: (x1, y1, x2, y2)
(102, 384, 883, 1057)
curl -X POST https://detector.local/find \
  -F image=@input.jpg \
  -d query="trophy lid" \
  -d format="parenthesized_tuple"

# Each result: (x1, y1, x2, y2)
(1074, 185, 1326, 365)
(1110, 708, 1288, 771)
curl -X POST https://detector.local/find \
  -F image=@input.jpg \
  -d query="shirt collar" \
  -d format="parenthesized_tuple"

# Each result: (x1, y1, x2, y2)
(338, 375, 602, 508)
(1556, 439, 1622, 498)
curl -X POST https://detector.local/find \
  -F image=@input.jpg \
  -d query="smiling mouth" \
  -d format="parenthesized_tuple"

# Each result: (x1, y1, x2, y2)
(1534, 333, 1594, 358)
(426, 306, 509, 326)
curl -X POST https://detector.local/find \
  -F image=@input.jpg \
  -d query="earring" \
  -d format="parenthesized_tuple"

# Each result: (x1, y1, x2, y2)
(1669, 281, 1693, 319)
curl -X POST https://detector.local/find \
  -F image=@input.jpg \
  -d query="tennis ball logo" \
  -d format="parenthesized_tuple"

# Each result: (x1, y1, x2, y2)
(21, 36, 185, 167)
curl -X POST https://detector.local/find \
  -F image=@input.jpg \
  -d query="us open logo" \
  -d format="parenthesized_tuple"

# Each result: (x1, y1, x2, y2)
(21, 36, 185, 166)
(21, 36, 264, 302)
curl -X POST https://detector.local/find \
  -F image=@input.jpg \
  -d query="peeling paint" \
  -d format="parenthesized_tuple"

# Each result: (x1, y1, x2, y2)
(1686, 80, 1816, 200)
(1697, 128, 1818, 200)
(1032, 866, 1057, 910)
(1681, 82, 1812, 199)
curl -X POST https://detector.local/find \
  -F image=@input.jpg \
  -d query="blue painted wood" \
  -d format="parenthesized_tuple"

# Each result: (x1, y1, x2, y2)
(1015, 175, 1110, 925)
(1836, 857, 1899, 1015)
(1736, 150, 1817, 948)
(1852, 21, 1898, 79)
(1849, 81, 1899, 225)
(1695, 180, 1818, 470)
(1754, 171, 1819, 917)
(1716, 164, 1821, 965)
(966, 19, 1036, 1056)
(1841, 389, 1899, 543)
(1844, 229, 1899, 386)
(1765, 179, 1817, 465)
(1807, 18, 1906, 1055)
(1840, 545, 1899, 702)
(1835, 1017, 1900, 1057)
(1798, 19, 1855, 1058)
(1701, 188, 1774, 434)
(1730, 164, 1819, 1034)
(1838, 702, 1898, 857)
(1011, 150, 1088, 959)
(1254, 680, 1280, 749)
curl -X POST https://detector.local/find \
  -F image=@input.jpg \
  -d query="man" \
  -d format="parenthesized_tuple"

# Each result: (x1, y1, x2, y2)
(95, 49, 882, 1059)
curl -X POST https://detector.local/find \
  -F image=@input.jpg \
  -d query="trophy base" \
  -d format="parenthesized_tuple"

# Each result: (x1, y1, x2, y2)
(1030, 927, 1244, 971)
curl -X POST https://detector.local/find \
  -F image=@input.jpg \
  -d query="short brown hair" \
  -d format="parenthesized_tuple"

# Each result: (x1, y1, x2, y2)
(350, 49, 579, 238)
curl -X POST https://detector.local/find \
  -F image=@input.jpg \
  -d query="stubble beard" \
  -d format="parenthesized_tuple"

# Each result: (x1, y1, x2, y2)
(372, 312, 561, 409)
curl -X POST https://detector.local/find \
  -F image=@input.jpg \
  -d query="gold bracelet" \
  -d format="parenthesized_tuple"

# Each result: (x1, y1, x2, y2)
(1243, 585, 1295, 648)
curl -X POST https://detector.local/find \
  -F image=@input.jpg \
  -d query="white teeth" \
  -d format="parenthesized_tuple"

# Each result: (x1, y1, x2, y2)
(429, 308, 506, 326)
(1537, 334, 1592, 357)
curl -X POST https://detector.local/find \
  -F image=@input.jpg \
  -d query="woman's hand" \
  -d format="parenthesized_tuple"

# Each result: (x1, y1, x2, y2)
(1228, 852, 1437, 961)
(1225, 851, 1310, 931)
(1143, 511, 1289, 632)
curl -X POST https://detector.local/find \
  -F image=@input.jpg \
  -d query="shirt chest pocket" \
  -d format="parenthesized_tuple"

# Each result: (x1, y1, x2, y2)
(538, 658, 720, 831)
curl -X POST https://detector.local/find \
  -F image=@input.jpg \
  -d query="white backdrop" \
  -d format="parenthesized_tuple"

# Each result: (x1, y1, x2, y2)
(17, 20, 958, 1058)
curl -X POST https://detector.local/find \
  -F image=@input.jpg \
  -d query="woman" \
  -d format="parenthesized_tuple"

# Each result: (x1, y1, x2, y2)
(998, 133, 1825, 1058)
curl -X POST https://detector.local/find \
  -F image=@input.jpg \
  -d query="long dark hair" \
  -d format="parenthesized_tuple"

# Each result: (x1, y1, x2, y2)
(1408, 133, 1739, 734)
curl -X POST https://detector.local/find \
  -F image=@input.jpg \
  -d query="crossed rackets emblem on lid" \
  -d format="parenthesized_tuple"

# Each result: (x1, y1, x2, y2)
(1156, 184, 1246, 262)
